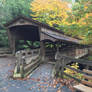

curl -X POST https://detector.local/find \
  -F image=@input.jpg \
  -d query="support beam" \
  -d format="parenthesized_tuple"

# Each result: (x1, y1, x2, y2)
(40, 41, 45, 62)
(12, 35, 16, 55)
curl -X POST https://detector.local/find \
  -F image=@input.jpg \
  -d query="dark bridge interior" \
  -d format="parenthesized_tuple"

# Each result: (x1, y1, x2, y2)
(9, 25, 40, 50)
(10, 25, 40, 41)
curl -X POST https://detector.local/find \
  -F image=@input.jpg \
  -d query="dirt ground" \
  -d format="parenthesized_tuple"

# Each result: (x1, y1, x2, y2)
(0, 56, 72, 92)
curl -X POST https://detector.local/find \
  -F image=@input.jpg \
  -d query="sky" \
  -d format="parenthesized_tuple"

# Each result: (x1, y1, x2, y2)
(72, 0, 75, 3)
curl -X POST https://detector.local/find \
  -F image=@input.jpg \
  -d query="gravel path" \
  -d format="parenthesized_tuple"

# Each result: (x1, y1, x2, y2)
(0, 57, 72, 92)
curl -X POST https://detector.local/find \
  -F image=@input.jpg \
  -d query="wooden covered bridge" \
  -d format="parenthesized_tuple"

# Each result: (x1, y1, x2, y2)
(4, 16, 88, 58)
(4, 16, 92, 91)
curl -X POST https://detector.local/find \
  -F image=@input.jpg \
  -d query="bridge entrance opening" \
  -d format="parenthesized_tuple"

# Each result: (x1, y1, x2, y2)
(9, 25, 40, 52)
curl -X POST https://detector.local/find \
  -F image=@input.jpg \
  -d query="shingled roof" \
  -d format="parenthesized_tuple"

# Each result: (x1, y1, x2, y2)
(4, 16, 64, 34)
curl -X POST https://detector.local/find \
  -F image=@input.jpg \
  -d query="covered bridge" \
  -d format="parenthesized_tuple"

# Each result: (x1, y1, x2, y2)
(4, 16, 88, 60)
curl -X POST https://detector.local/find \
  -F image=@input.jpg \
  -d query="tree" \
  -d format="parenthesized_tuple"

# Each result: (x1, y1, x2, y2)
(0, 0, 33, 24)
(63, 0, 92, 44)
(0, 29, 9, 47)
(30, 0, 71, 29)
(0, 0, 33, 47)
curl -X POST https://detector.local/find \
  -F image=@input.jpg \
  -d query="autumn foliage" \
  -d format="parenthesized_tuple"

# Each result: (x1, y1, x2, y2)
(30, 0, 70, 29)
(30, 0, 92, 44)
(64, 0, 92, 44)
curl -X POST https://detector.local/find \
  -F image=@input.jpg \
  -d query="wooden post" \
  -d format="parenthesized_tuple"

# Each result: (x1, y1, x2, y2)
(54, 60, 60, 77)
(21, 56, 25, 78)
(40, 41, 45, 62)
(7, 29, 13, 51)
(55, 43, 60, 60)
(7, 30, 16, 55)
(60, 57, 65, 78)
(12, 35, 16, 55)
(54, 56, 65, 78)
(54, 41, 61, 77)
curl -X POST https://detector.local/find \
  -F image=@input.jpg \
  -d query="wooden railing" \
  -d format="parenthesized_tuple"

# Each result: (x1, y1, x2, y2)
(75, 48, 88, 59)
(53, 55, 92, 87)
(13, 49, 42, 78)
(45, 49, 56, 61)
(45, 47, 89, 62)
(0, 48, 12, 56)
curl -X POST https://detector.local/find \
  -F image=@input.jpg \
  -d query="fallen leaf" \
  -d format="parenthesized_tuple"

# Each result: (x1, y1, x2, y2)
(37, 78, 40, 81)
(8, 64, 11, 66)
(53, 84, 56, 88)
(57, 89, 61, 92)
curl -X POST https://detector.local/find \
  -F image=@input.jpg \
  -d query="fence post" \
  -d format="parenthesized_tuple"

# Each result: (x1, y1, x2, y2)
(55, 60, 60, 78)
(60, 56, 65, 78)
(40, 41, 45, 62)
(21, 56, 26, 78)
(53, 56, 66, 78)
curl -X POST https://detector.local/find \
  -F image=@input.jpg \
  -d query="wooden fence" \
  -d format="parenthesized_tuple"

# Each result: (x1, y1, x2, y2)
(13, 49, 42, 78)
(45, 47, 88, 62)
(53, 55, 92, 87)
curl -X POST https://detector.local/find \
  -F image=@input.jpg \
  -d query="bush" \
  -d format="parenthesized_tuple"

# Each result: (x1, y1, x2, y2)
(0, 29, 9, 47)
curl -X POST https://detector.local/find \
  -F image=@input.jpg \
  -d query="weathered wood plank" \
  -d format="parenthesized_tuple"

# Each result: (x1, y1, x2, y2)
(83, 69, 92, 75)
(66, 66, 86, 75)
(74, 84, 92, 92)
(63, 72, 92, 87)
(83, 74, 92, 80)
(81, 80, 92, 87)
(24, 58, 40, 70)
(63, 72, 81, 82)
(63, 56, 92, 66)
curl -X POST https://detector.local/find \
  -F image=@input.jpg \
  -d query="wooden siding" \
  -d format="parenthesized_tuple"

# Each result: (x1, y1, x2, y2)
(7, 18, 37, 28)
(45, 47, 88, 61)
(41, 27, 80, 44)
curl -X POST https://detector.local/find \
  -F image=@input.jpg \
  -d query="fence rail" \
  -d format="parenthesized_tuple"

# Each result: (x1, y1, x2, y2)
(54, 55, 92, 87)
(13, 49, 42, 78)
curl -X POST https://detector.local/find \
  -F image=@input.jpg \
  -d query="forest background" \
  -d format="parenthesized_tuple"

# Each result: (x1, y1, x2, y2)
(0, 0, 92, 47)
